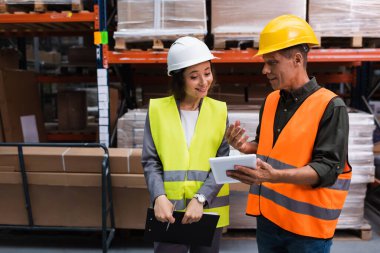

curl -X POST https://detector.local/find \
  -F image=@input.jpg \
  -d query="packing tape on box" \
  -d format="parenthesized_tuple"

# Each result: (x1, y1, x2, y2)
(127, 148, 133, 173)
(61, 147, 71, 172)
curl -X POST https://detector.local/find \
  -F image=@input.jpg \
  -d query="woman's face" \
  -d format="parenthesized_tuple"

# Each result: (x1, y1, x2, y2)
(183, 61, 213, 100)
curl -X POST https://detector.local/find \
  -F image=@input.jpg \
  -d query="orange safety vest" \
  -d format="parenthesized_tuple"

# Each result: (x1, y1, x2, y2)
(246, 88, 352, 239)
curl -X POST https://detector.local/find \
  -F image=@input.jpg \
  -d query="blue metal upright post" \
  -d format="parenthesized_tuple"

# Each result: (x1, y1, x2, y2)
(95, 0, 110, 147)
(94, 1, 115, 252)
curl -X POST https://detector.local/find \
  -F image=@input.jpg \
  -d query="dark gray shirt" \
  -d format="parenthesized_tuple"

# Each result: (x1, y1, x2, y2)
(254, 77, 349, 187)
(141, 99, 230, 206)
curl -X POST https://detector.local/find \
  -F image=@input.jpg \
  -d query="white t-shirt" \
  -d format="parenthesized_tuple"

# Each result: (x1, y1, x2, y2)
(180, 110, 199, 148)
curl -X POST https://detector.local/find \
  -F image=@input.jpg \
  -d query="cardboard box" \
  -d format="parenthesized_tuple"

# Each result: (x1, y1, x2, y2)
(110, 87, 120, 136)
(0, 147, 143, 174)
(0, 147, 19, 172)
(113, 187, 150, 229)
(0, 69, 46, 142)
(67, 46, 96, 65)
(128, 148, 143, 174)
(374, 142, 380, 154)
(65, 147, 142, 174)
(0, 48, 19, 69)
(63, 147, 142, 174)
(229, 182, 250, 192)
(0, 146, 69, 172)
(39, 50, 62, 65)
(57, 90, 87, 130)
(0, 172, 149, 229)
(229, 191, 257, 229)
(0, 183, 28, 225)
(0, 115, 4, 142)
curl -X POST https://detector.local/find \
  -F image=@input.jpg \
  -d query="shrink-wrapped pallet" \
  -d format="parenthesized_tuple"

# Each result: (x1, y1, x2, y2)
(115, 0, 207, 41)
(4, 0, 74, 3)
(211, 0, 307, 48)
(309, 0, 380, 37)
(117, 109, 147, 148)
(1, 0, 86, 12)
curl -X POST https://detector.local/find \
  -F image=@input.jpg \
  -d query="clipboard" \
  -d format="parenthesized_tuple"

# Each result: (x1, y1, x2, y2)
(144, 208, 220, 246)
(209, 154, 256, 184)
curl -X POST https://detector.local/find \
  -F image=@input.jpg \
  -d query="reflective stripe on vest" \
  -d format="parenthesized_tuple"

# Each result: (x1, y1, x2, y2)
(247, 88, 352, 239)
(149, 96, 229, 227)
(163, 170, 209, 182)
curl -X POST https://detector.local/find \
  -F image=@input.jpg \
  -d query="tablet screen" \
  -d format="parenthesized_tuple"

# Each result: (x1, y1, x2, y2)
(209, 154, 256, 184)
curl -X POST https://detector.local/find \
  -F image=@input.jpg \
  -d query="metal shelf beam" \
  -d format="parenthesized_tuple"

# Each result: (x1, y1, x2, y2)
(0, 11, 95, 23)
(107, 48, 380, 64)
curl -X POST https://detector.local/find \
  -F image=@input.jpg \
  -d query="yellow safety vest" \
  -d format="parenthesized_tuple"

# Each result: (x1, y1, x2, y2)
(149, 95, 229, 227)
(246, 88, 352, 238)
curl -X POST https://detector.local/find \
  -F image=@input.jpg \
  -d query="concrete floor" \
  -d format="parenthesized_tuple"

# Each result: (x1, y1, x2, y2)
(0, 208, 379, 253)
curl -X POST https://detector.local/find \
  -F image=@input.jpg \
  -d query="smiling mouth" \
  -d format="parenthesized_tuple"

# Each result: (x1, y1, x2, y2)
(196, 88, 207, 92)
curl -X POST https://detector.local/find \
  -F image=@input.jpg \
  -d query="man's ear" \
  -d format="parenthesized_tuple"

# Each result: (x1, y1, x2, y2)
(294, 52, 303, 66)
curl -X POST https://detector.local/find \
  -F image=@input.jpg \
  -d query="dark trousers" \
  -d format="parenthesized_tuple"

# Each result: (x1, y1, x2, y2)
(154, 227, 223, 253)
(256, 216, 333, 253)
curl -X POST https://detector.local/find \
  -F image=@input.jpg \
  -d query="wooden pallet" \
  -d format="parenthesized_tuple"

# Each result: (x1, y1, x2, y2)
(0, 15, 94, 35)
(223, 223, 372, 241)
(213, 33, 380, 49)
(0, 0, 83, 14)
(114, 35, 205, 51)
(316, 36, 380, 48)
(114, 38, 168, 51)
(222, 228, 256, 240)
(213, 33, 259, 50)
(335, 222, 372, 241)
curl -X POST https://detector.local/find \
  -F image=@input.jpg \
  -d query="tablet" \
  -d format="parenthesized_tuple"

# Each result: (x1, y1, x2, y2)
(209, 154, 256, 184)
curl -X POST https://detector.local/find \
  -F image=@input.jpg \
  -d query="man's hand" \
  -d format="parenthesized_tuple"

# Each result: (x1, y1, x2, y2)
(154, 195, 175, 224)
(182, 198, 203, 224)
(225, 120, 250, 153)
(226, 158, 279, 185)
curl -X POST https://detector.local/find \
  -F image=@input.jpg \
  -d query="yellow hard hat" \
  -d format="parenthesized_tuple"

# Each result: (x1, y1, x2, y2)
(256, 15, 319, 56)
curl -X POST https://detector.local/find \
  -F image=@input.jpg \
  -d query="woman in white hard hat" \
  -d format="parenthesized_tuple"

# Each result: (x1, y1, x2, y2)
(142, 36, 230, 253)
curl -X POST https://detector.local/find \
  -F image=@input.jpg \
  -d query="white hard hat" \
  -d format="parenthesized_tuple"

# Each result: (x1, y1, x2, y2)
(167, 36, 217, 76)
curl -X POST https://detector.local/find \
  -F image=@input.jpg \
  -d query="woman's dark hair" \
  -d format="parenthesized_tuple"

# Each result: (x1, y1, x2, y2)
(169, 62, 217, 100)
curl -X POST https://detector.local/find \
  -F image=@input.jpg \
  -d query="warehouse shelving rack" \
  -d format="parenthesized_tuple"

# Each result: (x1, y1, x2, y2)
(105, 47, 380, 113)
(0, 0, 111, 145)
(107, 48, 380, 64)
(0, 142, 115, 253)
(0, 1, 115, 252)
(3, 1, 380, 143)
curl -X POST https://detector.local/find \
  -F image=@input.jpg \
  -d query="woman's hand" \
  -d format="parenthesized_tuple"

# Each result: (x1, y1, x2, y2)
(182, 198, 204, 224)
(154, 195, 175, 224)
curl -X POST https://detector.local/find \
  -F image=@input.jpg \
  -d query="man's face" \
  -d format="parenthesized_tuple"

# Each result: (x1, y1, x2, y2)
(262, 51, 297, 91)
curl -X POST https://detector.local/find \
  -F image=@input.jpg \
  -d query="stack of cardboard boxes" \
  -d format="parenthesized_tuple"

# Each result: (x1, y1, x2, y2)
(0, 146, 149, 229)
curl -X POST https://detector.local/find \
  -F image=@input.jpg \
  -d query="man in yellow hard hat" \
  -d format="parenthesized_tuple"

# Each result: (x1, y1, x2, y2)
(225, 15, 352, 253)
